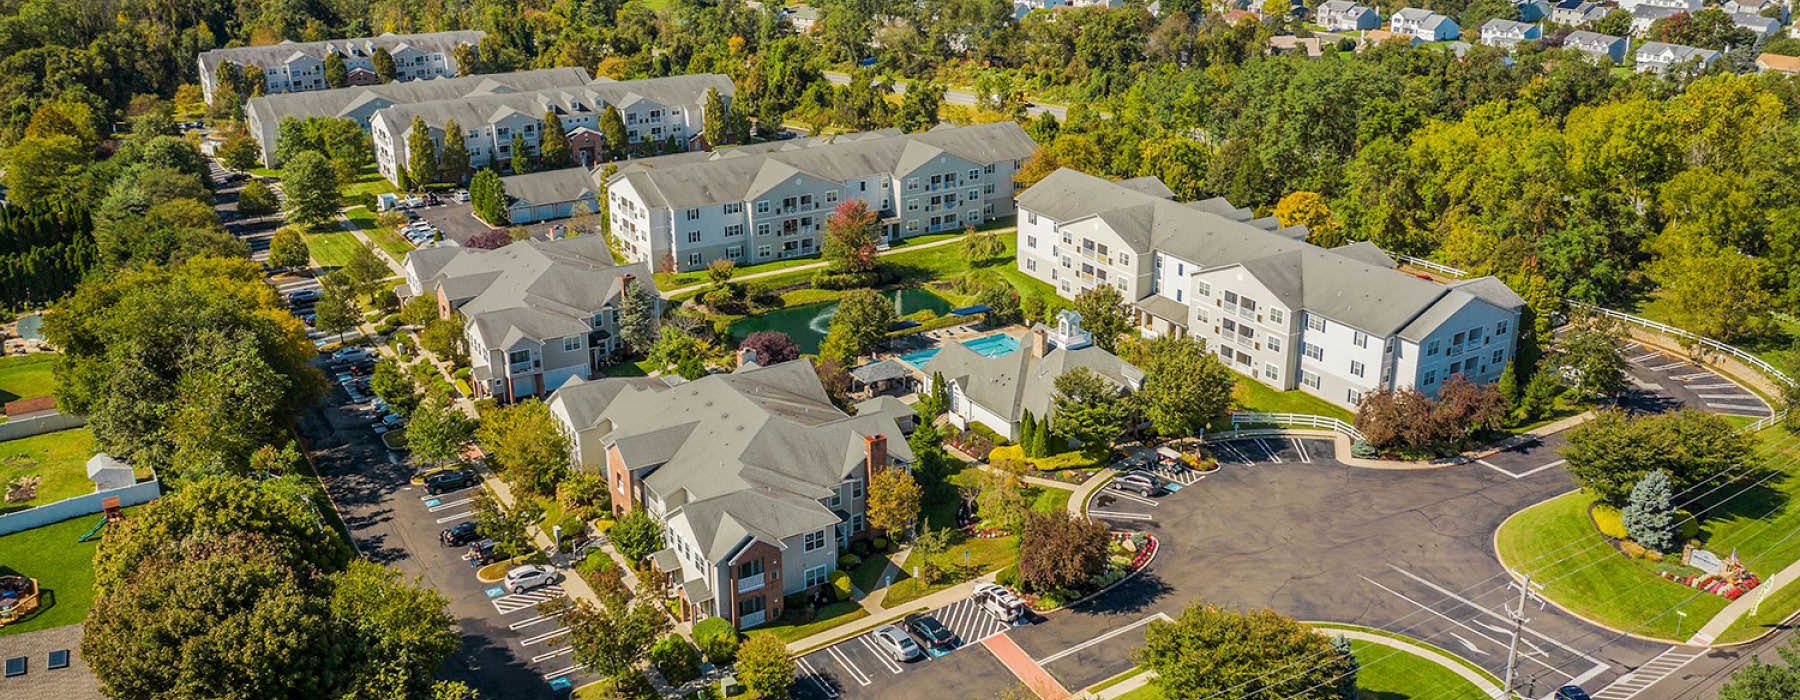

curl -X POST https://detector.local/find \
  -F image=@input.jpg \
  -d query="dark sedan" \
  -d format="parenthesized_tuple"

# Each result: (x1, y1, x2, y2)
(904, 613, 958, 651)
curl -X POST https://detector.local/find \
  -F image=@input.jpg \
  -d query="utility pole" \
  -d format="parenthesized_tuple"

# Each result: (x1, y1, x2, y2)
(1502, 574, 1545, 699)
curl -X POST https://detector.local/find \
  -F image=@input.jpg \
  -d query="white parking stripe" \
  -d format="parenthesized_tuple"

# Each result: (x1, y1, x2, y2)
(1697, 393, 1752, 400)
(1708, 403, 1770, 413)
(1648, 362, 1688, 371)
(1671, 373, 1713, 381)
(1686, 383, 1736, 389)
(826, 646, 871, 686)
(1295, 439, 1312, 464)
(1630, 352, 1661, 363)
(541, 663, 586, 680)
(1035, 613, 1171, 665)
(1515, 459, 1567, 478)
(858, 636, 905, 674)
(508, 612, 561, 630)
(530, 646, 574, 663)
(1088, 509, 1155, 521)
(520, 626, 570, 646)
(797, 658, 841, 698)
(1220, 442, 1254, 463)
(435, 511, 472, 524)
(1256, 438, 1285, 463)
(1105, 488, 1159, 506)
(428, 498, 472, 512)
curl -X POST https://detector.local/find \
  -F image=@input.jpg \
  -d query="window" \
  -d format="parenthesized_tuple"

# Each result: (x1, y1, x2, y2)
(853, 478, 865, 499)
(685, 252, 701, 267)
(755, 200, 769, 214)
(738, 560, 764, 579)
(738, 597, 765, 617)
(509, 349, 531, 365)
(804, 530, 826, 552)
(1348, 389, 1363, 405)
(1303, 343, 1324, 361)
(1027, 212, 1038, 225)
(1307, 315, 1326, 332)
(1469, 327, 1484, 344)
(1452, 331, 1466, 346)
(1301, 371, 1321, 389)
(756, 223, 769, 236)
(724, 202, 742, 214)
(1175, 289, 1183, 302)
(1492, 349, 1504, 365)
(853, 513, 866, 533)
(1423, 370, 1437, 385)
(906, 177, 919, 191)
(1350, 360, 1365, 377)
(727, 245, 742, 259)
(1269, 309, 1284, 325)
(906, 220, 919, 232)
(1426, 340, 1440, 356)
(685, 208, 700, 220)
(826, 190, 838, 203)
(1197, 281, 1211, 297)
(1026, 235, 1037, 248)
(757, 244, 771, 258)
(1026, 259, 1037, 271)
(1119, 253, 1130, 265)
(804, 565, 829, 588)
(563, 336, 581, 352)
(1449, 360, 1462, 375)
(1266, 336, 1280, 353)
(985, 163, 996, 174)
(827, 489, 840, 508)
(687, 231, 702, 243)
(968, 168, 981, 180)
(1496, 320, 1509, 335)
(1264, 363, 1279, 380)
(725, 224, 743, 237)
(1353, 331, 1369, 348)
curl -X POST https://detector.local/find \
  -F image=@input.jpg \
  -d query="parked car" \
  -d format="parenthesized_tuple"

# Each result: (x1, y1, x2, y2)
(871, 625, 924, 662)
(425, 469, 477, 495)
(903, 613, 958, 651)
(1111, 472, 1163, 498)
(972, 583, 1026, 623)
(1554, 687, 1591, 700)
(381, 412, 406, 429)
(502, 564, 561, 593)
(287, 289, 322, 305)
(464, 539, 501, 566)
(454, 189, 470, 202)
(440, 521, 480, 546)
(332, 346, 373, 363)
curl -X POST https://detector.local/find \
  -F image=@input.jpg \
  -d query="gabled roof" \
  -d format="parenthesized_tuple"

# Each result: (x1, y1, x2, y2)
(372, 74, 733, 137)
(246, 67, 593, 128)
(401, 236, 654, 350)
(923, 331, 1143, 424)
(199, 31, 483, 76)
(501, 168, 600, 206)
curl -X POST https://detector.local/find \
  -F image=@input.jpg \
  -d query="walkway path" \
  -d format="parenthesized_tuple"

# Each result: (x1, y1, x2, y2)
(660, 229, 984, 298)
(1689, 557, 1800, 645)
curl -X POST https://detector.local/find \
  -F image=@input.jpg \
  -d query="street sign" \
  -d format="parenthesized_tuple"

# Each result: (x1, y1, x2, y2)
(1690, 549, 1723, 575)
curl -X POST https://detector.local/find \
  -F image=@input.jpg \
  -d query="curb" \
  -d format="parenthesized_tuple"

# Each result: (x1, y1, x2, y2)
(1052, 533, 1160, 613)
(1307, 622, 1506, 697)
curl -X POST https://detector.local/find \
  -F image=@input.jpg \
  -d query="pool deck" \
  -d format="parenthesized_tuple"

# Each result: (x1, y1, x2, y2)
(887, 325, 1023, 371)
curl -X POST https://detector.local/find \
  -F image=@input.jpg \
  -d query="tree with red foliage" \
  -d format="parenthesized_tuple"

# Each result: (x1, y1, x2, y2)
(822, 199, 880, 273)
(739, 331, 800, 365)
(1018, 510, 1110, 593)
(466, 228, 511, 250)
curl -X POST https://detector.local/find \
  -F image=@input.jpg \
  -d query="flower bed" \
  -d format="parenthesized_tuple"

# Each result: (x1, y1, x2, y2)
(1660, 571, 1762, 600)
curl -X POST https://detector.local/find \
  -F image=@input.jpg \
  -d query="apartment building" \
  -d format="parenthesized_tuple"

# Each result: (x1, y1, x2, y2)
(369, 74, 733, 185)
(544, 360, 915, 629)
(1635, 42, 1722, 73)
(243, 67, 593, 167)
(1549, 0, 1610, 26)
(1565, 31, 1628, 63)
(919, 313, 1144, 442)
(604, 122, 1037, 272)
(399, 236, 656, 402)
(1014, 168, 1525, 411)
(197, 31, 483, 102)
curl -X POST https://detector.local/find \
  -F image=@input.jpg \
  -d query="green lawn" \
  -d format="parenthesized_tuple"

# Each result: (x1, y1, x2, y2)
(654, 256, 825, 290)
(1028, 485, 1072, 514)
(1635, 293, 1799, 381)
(0, 354, 57, 403)
(305, 229, 364, 270)
(342, 206, 414, 260)
(340, 169, 396, 201)
(0, 510, 124, 637)
(1231, 379, 1357, 423)
(598, 359, 659, 377)
(757, 601, 869, 643)
(0, 428, 97, 513)
(1106, 638, 1489, 700)
(882, 461, 1022, 607)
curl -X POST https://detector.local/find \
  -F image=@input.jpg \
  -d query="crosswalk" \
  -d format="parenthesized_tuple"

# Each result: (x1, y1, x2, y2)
(1588, 647, 1702, 700)
(492, 586, 567, 615)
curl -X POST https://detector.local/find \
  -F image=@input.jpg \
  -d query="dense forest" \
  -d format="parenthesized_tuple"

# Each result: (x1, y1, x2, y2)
(1, 0, 1797, 342)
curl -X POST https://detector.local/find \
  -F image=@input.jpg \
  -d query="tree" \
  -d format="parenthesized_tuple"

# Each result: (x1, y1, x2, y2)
(422, 317, 466, 362)
(702, 87, 728, 146)
(466, 228, 512, 250)
(268, 226, 311, 270)
(469, 168, 508, 225)
(539, 110, 572, 168)
(979, 455, 1029, 534)
(237, 179, 279, 216)
(314, 276, 359, 341)
(284, 151, 341, 227)
(1070, 286, 1131, 353)
(408, 116, 438, 189)
(618, 277, 659, 354)
(371, 360, 421, 416)
(401, 294, 441, 328)
(1, 135, 92, 210)
(46, 261, 323, 479)
(739, 331, 800, 365)
(408, 398, 477, 469)
(1018, 510, 1110, 592)
(1783, 380, 1800, 433)
(608, 509, 666, 563)
(960, 230, 1006, 262)
(344, 243, 390, 301)
(976, 284, 1023, 326)
(1274, 191, 1345, 248)
(475, 399, 572, 497)
(327, 560, 460, 700)
(1623, 470, 1679, 552)
(1052, 367, 1130, 452)
(821, 289, 897, 364)
(707, 258, 738, 287)
(556, 593, 669, 683)
(324, 52, 348, 88)
(895, 82, 943, 133)
(822, 199, 882, 273)
(1138, 604, 1359, 700)
(1563, 409, 1756, 507)
(1558, 314, 1628, 400)
(1719, 638, 1800, 700)
(218, 130, 262, 171)
(372, 47, 397, 82)
(1138, 335, 1234, 438)
(867, 464, 923, 538)
(737, 633, 797, 698)
(648, 326, 714, 379)
(600, 106, 628, 158)
(439, 118, 471, 184)
(452, 44, 481, 76)
(471, 491, 536, 558)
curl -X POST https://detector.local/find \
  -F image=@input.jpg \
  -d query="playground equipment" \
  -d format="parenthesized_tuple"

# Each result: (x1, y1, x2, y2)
(76, 496, 124, 543)
(0, 575, 39, 628)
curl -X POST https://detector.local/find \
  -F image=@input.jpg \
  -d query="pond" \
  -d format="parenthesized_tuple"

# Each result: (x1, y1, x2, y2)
(728, 288, 953, 355)
(14, 313, 43, 341)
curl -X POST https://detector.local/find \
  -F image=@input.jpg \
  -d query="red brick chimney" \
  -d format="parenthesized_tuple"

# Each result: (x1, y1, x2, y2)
(1032, 329, 1048, 358)
(864, 434, 888, 473)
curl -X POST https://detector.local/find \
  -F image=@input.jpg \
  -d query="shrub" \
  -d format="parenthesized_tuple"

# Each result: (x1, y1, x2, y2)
(1351, 441, 1378, 459)
(829, 570, 853, 601)
(693, 617, 740, 665)
(649, 635, 702, 684)
(849, 539, 873, 557)
(970, 421, 1011, 447)
(988, 444, 1025, 463)
(810, 270, 883, 290)
(871, 536, 888, 551)
(1677, 510, 1699, 541)
(1618, 540, 1647, 559)
(575, 550, 615, 577)
(700, 287, 736, 310)
(374, 317, 401, 335)
(453, 366, 472, 381)
(996, 563, 1021, 588)
(1591, 504, 1628, 540)
(838, 553, 862, 570)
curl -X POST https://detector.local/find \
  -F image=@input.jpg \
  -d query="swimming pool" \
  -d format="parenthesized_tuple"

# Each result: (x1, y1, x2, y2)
(899, 333, 1021, 367)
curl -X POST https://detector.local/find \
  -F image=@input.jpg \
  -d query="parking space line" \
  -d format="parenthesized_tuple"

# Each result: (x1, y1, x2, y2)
(1629, 352, 1662, 363)
(1686, 383, 1736, 389)
(858, 636, 905, 674)
(520, 626, 571, 646)
(1035, 613, 1170, 665)
(530, 646, 574, 663)
(435, 511, 472, 524)
(1648, 362, 1688, 371)
(1476, 459, 1516, 477)
(1294, 439, 1312, 464)
(428, 498, 472, 512)
(541, 663, 586, 681)
(508, 613, 560, 630)
(1514, 459, 1567, 478)
(421, 487, 475, 501)
(1256, 438, 1284, 463)
(1671, 373, 1714, 381)
(1088, 509, 1154, 521)
(826, 646, 871, 686)
(1708, 403, 1770, 414)
(1697, 393, 1752, 400)
(797, 657, 840, 698)
(1218, 442, 1254, 464)
(1105, 488, 1159, 507)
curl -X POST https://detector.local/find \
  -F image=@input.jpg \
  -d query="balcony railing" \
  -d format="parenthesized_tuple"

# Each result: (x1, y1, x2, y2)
(736, 574, 765, 594)
(508, 359, 540, 374)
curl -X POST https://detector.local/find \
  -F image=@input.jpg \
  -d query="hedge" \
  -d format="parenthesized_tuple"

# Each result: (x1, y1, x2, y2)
(648, 634, 701, 685)
(829, 570, 853, 601)
(693, 617, 739, 665)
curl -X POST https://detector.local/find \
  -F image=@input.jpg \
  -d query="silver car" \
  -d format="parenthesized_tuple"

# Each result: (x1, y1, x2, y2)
(871, 624, 924, 662)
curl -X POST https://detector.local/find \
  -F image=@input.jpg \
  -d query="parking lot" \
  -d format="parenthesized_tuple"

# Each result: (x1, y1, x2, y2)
(1619, 340, 1770, 418)
(1086, 437, 1328, 527)
(791, 593, 1035, 700)
(412, 201, 574, 246)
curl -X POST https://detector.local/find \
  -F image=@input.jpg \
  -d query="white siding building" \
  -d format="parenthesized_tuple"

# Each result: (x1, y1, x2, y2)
(197, 31, 483, 102)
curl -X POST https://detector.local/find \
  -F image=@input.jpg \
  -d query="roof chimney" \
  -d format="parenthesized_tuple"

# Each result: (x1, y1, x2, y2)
(864, 434, 888, 473)
(1032, 329, 1048, 358)
(738, 346, 760, 368)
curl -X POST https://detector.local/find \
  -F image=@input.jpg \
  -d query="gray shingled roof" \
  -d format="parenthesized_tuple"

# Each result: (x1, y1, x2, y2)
(502, 168, 598, 206)
(373, 74, 733, 139)
(245, 67, 593, 129)
(198, 31, 484, 77)
(610, 122, 1036, 209)
(402, 236, 653, 350)
(923, 331, 1144, 426)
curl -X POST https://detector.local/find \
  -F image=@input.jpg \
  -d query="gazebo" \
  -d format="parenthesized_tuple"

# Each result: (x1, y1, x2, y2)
(849, 359, 911, 399)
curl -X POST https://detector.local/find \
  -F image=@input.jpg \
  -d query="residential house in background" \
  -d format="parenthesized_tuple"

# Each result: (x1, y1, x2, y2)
(1617, 0, 1699, 11)
(198, 31, 484, 102)
(399, 237, 655, 401)
(1630, 5, 1687, 34)
(1515, 0, 1551, 22)
(1757, 52, 1800, 74)
(604, 122, 1036, 272)
(369, 74, 733, 185)
(499, 169, 602, 225)
(1479, 18, 1543, 47)
(243, 67, 593, 167)
(1635, 41, 1722, 73)
(1268, 35, 1325, 57)
(1360, 29, 1424, 48)
(1732, 12, 1783, 38)
(1565, 31, 1629, 63)
(919, 313, 1144, 442)
(1391, 8, 1461, 40)
(1013, 168, 1525, 411)
(545, 360, 915, 629)
(1549, 0, 1610, 26)
(1317, 0, 1382, 30)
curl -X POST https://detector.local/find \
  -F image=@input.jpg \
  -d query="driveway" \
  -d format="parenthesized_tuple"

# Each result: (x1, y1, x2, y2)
(792, 595, 1043, 700)
(415, 201, 571, 246)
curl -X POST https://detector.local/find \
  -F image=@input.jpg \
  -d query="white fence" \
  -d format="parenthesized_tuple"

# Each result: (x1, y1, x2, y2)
(1394, 254, 1470, 279)
(1226, 411, 1366, 442)
(0, 411, 84, 441)
(0, 477, 162, 536)
(1568, 301, 1796, 389)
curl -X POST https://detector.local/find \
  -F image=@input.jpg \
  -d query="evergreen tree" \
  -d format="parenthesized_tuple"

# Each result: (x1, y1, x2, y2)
(1623, 469, 1679, 552)
(509, 133, 532, 173)
(703, 87, 728, 147)
(407, 116, 437, 189)
(600, 106, 628, 159)
(439, 118, 470, 184)
(372, 47, 397, 82)
(1020, 409, 1037, 455)
(324, 53, 348, 88)
(538, 111, 571, 168)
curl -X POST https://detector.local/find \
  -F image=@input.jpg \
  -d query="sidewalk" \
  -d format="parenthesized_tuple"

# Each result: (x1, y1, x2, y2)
(660, 229, 989, 297)
(1688, 557, 1800, 645)
(479, 473, 607, 609)
(787, 572, 1000, 654)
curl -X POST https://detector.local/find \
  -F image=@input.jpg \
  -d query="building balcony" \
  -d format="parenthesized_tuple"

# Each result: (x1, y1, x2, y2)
(736, 573, 764, 594)
(508, 359, 540, 374)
